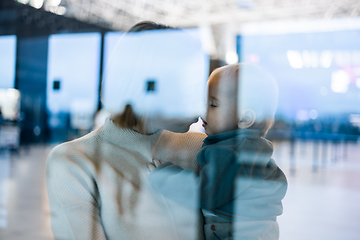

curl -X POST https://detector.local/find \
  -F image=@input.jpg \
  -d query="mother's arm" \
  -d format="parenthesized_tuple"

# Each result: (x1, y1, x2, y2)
(46, 144, 107, 240)
(154, 130, 206, 170)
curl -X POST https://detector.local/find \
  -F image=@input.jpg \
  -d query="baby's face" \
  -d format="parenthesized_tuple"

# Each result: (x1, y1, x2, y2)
(203, 73, 238, 136)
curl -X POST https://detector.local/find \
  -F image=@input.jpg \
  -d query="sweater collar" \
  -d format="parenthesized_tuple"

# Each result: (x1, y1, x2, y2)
(204, 128, 262, 145)
(98, 117, 163, 147)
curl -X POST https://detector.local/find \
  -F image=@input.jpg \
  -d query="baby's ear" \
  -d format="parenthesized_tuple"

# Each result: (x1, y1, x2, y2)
(238, 109, 256, 129)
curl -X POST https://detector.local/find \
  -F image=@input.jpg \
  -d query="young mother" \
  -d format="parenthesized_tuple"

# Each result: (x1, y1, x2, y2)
(46, 22, 207, 240)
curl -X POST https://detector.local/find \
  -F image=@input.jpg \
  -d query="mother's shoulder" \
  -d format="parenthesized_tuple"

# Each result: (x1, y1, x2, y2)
(47, 129, 101, 163)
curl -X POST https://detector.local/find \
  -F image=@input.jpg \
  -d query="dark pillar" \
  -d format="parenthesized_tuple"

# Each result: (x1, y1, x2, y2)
(15, 36, 49, 144)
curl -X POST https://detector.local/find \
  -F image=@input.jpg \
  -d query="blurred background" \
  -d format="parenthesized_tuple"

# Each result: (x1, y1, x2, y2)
(1, 0, 360, 239)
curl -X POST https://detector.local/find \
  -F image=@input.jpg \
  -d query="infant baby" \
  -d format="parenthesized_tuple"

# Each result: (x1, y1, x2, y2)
(147, 63, 287, 240)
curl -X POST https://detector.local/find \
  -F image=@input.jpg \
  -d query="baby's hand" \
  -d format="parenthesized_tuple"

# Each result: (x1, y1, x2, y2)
(146, 159, 165, 173)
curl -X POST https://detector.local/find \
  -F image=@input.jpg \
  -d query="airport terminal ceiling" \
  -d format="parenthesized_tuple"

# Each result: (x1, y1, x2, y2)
(4, 0, 360, 56)
(12, 0, 360, 30)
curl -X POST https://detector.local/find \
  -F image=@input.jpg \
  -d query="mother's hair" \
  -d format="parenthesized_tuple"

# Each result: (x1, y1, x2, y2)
(112, 21, 175, 133)
(103, 21, 206, 134)
(127, 21, 173, 33)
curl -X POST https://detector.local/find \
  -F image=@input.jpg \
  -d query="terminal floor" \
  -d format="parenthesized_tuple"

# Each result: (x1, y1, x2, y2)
(0, 140, 359, 240)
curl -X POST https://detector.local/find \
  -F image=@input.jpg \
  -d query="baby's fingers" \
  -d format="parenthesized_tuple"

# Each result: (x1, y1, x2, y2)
(147, 162, 155, 173)
(153, 159, 164, 167)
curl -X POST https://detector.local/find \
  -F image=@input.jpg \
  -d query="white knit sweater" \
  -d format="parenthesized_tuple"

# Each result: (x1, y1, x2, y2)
(46, 118, 206, 240)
